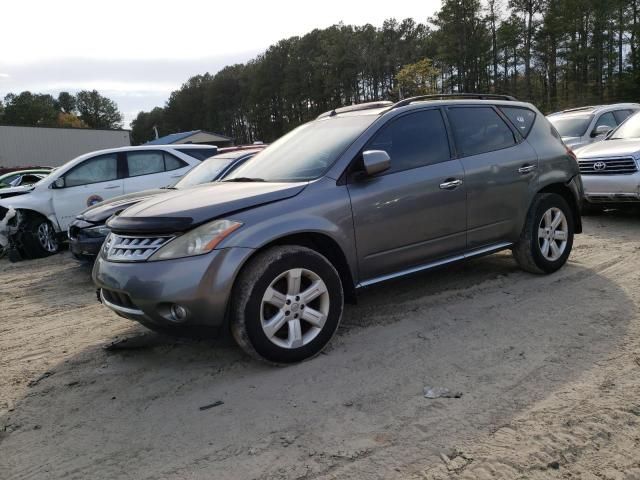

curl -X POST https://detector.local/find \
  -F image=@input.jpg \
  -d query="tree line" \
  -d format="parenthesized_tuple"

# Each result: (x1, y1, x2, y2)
(131, 0, 640, 145)
(0, 90, 123, 129)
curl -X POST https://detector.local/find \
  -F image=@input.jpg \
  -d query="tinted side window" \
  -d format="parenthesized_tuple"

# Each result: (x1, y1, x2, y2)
(177, 148, 217, 160)
(500, 107, 536, 137)
(127, 151, 165, 177)
(65, 154, 118, 187)
(365, 109, 450, 174)
(613, 109, 633, 124)
(447, 107, 516, 157)
(164, 152, 188, 171)
(595, 112, 617, 129)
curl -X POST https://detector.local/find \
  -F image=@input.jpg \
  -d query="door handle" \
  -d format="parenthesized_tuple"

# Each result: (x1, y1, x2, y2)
(439, 179, 463, 190)
(170, 174, 183, 178)
(518, 164, 537, 174)
(104, 185, 120, 190)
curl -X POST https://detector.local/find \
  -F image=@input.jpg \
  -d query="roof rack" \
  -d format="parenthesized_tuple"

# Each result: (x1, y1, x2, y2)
(317, 101, 393, 119)
(391, 93, 518, 110)
(559, 106, 596, 113)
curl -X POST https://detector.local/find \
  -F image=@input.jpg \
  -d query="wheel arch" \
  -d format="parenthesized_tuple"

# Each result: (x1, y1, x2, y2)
(236, 232, 357, 304)
(536, 181, 583, 234)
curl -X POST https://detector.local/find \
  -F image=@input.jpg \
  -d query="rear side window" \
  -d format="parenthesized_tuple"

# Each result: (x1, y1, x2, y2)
(177, 148, 217, 160)
(447, 107, 516, 157)
(613, 109, 634, 124)
(164, 153, 187, 171)
(126, 151, 188, 177)
(365, 109, 450, 174)
(127, 151, 165, 176)
(65, 154, 118, 187)
(500, 107, 536, 137)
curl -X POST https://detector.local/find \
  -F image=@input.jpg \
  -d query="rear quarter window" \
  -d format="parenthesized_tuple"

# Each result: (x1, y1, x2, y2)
(499, 107, 536, 137)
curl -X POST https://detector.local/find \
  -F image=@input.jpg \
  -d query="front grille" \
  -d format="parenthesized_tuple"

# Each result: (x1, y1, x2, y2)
(579, 157, 638, 175)
(101, 288, 138, 310)
(105, 233, 174, 262)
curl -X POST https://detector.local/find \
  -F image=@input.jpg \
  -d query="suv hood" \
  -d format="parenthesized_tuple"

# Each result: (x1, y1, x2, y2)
(108, 181, 307, 233)
(77, 188, 168, 223)
(575, 138, 640, 159)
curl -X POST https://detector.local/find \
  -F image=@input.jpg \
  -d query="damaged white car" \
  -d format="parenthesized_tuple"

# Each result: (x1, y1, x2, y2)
(0, 144, 216, 259)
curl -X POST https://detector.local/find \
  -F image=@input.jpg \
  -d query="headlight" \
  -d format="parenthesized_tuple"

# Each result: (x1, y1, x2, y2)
(149, 219, 242, 261)
(85, 225, 111, 237)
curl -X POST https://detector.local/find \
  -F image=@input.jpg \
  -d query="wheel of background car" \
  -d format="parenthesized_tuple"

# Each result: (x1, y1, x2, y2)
(19, 215, 59, 259)
(231, 245, 344, 363)
(512, 193, 574, 274)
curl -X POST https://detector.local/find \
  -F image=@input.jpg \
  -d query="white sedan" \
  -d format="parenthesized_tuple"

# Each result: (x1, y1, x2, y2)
(0, 144, 217, 258)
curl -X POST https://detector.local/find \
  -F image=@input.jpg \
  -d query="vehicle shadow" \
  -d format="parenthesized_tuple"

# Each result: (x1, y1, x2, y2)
(1, 246, 635, 480)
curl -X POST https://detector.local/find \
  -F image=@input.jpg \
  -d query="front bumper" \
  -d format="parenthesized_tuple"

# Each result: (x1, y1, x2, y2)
(582, 172, 640, 204)
(69, 236, 104, 259)
(92, 247, 255, 328)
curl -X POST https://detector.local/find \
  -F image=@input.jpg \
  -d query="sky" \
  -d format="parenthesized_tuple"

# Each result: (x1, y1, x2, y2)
(0, 0, 441, 127)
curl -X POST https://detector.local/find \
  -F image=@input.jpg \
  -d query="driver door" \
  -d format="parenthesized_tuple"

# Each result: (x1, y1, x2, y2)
(52, 153, 124, 230)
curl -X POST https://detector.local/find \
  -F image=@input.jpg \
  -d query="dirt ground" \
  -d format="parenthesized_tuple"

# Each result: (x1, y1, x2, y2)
(1, 213, 640, 480)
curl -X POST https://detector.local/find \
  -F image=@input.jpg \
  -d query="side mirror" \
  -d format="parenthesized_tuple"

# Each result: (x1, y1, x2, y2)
(362, 150, 391, 176)
(53, 177, 65, 189)
(592, 125, 612, 138)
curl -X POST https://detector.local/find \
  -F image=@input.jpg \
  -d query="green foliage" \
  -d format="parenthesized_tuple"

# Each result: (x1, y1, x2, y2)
(57, 92, 77, 114)
(0, 90, 122, 130)
(397, 59, 440, 97)
(1, 91, 59, 126)
(76, 90, 123, 129)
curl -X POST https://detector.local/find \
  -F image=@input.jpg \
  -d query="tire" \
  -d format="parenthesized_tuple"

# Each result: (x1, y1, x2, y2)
(581, 202, 604, 216)
(19, 215, 59, 259)
(512, 193, 574, 274)
(230, 245, 344, 363)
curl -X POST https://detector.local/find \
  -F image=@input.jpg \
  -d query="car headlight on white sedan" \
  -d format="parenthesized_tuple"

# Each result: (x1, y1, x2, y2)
(149, 219, 242, 261)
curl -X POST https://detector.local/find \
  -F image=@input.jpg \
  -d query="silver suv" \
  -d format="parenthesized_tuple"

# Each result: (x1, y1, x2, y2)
(547, 103, 640, 150)
(93, 94, 584, 363)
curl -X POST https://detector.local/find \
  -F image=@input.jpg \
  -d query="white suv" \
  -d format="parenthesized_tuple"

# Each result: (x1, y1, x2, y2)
(0, 144, 216, 258)
(547, 103, 640, 150)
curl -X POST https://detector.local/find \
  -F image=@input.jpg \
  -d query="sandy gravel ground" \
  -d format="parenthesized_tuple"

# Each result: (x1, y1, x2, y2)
(1, 213, 639, 479)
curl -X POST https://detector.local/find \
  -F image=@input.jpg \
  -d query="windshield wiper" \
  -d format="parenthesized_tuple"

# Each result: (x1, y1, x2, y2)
(223, 177, 266, 182)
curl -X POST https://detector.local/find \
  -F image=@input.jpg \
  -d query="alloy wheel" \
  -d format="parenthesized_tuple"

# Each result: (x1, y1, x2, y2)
(37, 222, 58, 253)
(537, 207, 568, 261)
(260, 268, 330, 349)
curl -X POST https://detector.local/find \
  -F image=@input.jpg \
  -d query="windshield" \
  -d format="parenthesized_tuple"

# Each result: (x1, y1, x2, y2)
(548, 114, 593, 137)
(610, 112, 640, 139)
(225, 115, 375, 182)
(173, 156, 237, 188)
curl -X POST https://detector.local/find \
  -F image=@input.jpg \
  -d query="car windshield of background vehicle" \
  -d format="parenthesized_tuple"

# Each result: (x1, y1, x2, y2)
(609, 112, 640, 139)
(224, 115, 376, 182)
(547, 115, 592, 137)
(173, 157, 238, 188)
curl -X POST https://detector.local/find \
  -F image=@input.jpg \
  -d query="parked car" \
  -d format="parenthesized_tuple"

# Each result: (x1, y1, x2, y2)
(0, 144, 217, 259)
(574, 110, 640, 213)
(69, 147, 266, 261)
(547, 103, 640, 150)
(93, 94, 583, 363)
(0, 168, 53, 188)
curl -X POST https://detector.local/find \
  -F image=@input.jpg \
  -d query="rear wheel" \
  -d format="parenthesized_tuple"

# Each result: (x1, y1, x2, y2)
(231, 245, 344, 363)
(513, 193, 574, 274)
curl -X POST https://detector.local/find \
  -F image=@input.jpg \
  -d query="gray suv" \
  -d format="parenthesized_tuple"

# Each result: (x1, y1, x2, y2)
(93, 94, 584, 363)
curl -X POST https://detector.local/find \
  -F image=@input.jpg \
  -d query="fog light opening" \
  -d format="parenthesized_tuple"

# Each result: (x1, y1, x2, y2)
(169, 304, 188, 323)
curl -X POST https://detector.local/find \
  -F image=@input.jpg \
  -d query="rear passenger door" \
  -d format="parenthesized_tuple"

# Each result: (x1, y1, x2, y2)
(446, 105, 539, 250)
(347, 108, 467, 281)
(123, 150, 191, 193)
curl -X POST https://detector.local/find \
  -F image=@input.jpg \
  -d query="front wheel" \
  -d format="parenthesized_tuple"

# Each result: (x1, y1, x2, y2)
(513, 193, 574, 274)
(231, 245, 344, 363)
(19, 215, 59, 259)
